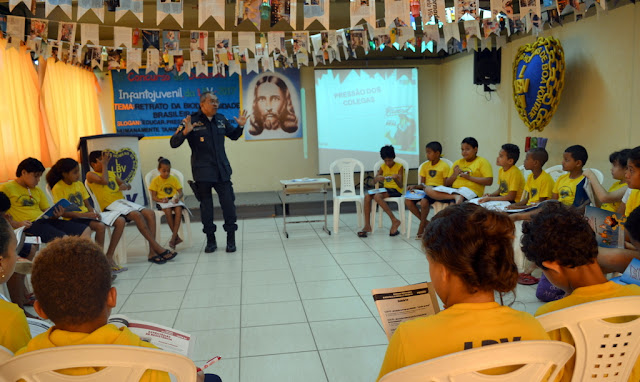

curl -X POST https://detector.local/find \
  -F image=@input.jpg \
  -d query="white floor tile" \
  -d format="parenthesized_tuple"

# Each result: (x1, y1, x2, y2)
(193, 258, 243, 274)
(188, 273, 242, 290)
(241, 301, 307, 327)
(240, 351, 327, 382)
(181, 286, 242, 308)
(242, 269, 295, 286)
(349, 275, 408, 296)
(242, 283, 301, 305)
(117, 309, 178, 328)
(388, 259, 429, 275)
(120, 291, 185, 312)
(190, 328, 240, 360)
(133, 275, 190, 294)
(310, 317, 388, 350)
(242, 257, 291, 272)
(144, 263, 196, 278)
(292, 266, 347, 283)
(240, 323, 317, 357)
(331, 251, 384, 265)
(302, 297, 372, 322)
(319, 345, 388, 382)
(340, 263, 399, 279)
(174, 306, 241, 331)
(297, 279, 358, 300)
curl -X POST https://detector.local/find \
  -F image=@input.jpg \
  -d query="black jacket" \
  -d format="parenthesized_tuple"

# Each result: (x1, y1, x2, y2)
(170, 110, 243, 182)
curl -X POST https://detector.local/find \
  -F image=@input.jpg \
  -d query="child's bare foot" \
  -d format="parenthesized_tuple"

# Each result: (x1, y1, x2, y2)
(357, 226, 372, 238)
(175, 236, 183, 246)
(169, 238, 176, 250)
(390, 219, 401, 236)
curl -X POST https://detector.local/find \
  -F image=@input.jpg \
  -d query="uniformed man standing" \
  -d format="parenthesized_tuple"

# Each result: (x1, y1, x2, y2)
(170, 92, 247, 253)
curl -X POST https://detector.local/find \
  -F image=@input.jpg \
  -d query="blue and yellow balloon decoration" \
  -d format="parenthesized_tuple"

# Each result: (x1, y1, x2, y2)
(513, 37, 565, 132)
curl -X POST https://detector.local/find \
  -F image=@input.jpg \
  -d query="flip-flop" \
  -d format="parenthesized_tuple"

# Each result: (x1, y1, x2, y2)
(357, 231, 369, 238)
(517, 273, 540, 285)
(389, 230, 400, 237)
(159, 249, 178, 261)
(111, 265, 128, 274)
(148, 254, 167, 265)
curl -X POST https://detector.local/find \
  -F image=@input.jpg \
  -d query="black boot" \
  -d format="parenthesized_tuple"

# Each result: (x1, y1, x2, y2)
(226, 231, 236, 253)
(205, 233, 217, 253)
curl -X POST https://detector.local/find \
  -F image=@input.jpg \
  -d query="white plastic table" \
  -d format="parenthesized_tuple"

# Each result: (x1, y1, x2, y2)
(279, 178, 331, 238)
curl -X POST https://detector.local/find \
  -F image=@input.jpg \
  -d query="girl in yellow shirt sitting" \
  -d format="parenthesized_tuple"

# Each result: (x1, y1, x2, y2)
(148, 157, 184, 250)
(377, 203, 549, 380)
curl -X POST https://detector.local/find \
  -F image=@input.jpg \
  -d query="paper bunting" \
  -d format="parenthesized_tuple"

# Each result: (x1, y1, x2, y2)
(423, 24, 440, 48)
(78, 0, 104, 23)
(519, 0, 541, 26)
(27, 19, 48, 41)
(270, 0, 296, 28)
(116, 0, 144, 23)
(57, 22, 76, 44)
(304, 0, 330, 29)
(443, 23, 460, 44)
(147, 49, 160, 74)
(6, 16, 25, 39)
(490, 0, 513, 18)
(455, 0, 478, 21)
(189, 31, 208, 63)
(246, 58, 259, 74)
(198, 0, 225, 28)
(10, 0, 35, 14)
(81, 23, 99, 45)
(350, 0, 376, 27)
(482, 19, 500, 38)
(336, 29, 349, 59)
(236, 0, 262, 28)
(157, 0, 183, 28)
(384, 0, 409, 27)
(163, 30, 180, 54)
(195, 61, 208, 76)
(268, 31, 285, 56)
(292, 31, 310, 56)
(348, 25, 368, 58)
(142, 30, 160, 51)
(229, 60, 241, 76)
(421, 0, 446, 24)
(463, 20, 481, 43)
(238, 32, 255, 53)
(394, 26, 414, 50)
(372, 27, 391, 51)
(114, 26, 132, 49)
(262, 56, 275, 72)
(128, 47, 141, 73)
(46, 0, 72, 19)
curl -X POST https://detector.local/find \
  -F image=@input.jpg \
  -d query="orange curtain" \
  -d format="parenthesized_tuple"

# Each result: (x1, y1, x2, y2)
(0, 39, 48, 182)
(40, 58, 102, 162)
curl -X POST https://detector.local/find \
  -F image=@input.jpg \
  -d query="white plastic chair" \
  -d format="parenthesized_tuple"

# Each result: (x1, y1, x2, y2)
(378, 340, 575, 382)
(371, 158, 409, 235)
(329, 158, 365, 234)
(536, 296, 640, 382)
(545, 164, 567, 182)
(0, 344, 197, 382)
(0, 344, 13, 363)
(144, 169, 192, 248)
(84, 179, 127, 265)
(429, 157, 455, 216)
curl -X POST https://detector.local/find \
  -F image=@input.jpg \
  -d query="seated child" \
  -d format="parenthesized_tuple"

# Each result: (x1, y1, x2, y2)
(405, 141, 450, 239)
(553, 145, 590, 207)
(0, 158, 90, 243)
(620, 146, 640, 218)
(477, 143, 525, 204)
(377, 203, 550, 381)
(521, 202, 640, 382)
(0, 217, 31, 353)
(425, 137, 493, 204)
(148, 157, 184, 250)
(507, 148, 555, 210)
(583, 149, 630, 212)
(358, 145, 404, 237)
(86, 151, 177, 265)
(47, 158, 127, 273)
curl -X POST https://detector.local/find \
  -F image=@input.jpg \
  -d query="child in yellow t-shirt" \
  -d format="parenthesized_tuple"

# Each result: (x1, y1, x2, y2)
(0, 217, 31, 353)
(148, 157, 184, 250)
(46, 158, 127, 273)
(552, 145, 590, 207)
(87, 151, 176, 265)
(478, 143, 524, 203)
(619, 146, 640, 218)
(377, 204, 550, 381)
(425, 137, 493, 204)
(521, 202, 640, 382)
(405, 142, 450, 239)
(358, 145, 404, 238)
(583, 149, 630, 213)
(508, 148, 554, 210)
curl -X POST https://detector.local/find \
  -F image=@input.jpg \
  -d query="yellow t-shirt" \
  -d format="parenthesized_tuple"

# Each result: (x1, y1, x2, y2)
(625, 189, 640, 217)
(149, 175, 182, 199)
(87, 171, 124, 211)
(51, 180, 90, 213)
(535, 281, 640, 382)
(0, 181, 50, 222)
(382, 162, 404, 193)
(15, 324, 171, 382)
(498, 166, 525, 202)
(524, 171, 555, 205)
(377, 302, 551, 381)
(449, 156, 494, 198)
(601, 181, 627, 212)
(419, 160, 451, 187)
(0, 298, 31, 353)
(553, 173, 586, 206)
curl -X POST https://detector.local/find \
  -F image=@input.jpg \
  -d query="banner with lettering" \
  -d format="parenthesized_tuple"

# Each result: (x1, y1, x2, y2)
(111, 68, 240, 137)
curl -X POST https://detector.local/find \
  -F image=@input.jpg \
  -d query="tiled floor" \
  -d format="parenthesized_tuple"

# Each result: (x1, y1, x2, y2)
(46, 212, 545, 382)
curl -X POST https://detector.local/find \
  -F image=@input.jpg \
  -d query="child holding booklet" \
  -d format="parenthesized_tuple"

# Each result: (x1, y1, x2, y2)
(87, 151, 177, 265)
(477, 143, 524, 204)
(148, 157, 184, 250)
(47, 158, 127, 273)
(377, 203, 550, 380)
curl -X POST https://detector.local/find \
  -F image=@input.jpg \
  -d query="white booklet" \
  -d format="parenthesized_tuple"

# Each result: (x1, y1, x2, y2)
(468, 198, 511, 212)
(108, 314, 194, 357)
(27, 318, 52, 338)
(372, 282, 441, 340)
(405, 189, 426, 200)
(105, 199, 145, 216)
(431, 186, 476, 201)
(368, 188, 387, 195)
(156, 200, 192, 216)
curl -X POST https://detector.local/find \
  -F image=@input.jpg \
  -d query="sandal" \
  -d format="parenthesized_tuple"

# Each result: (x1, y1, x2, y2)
(111, 265, 128, 274)
(357, 231, 369, 238)
(389, 230, 400, 237)
(159, 249, 178, 261)
(148, 254, 167, 265)
(517, 273, 540, 285)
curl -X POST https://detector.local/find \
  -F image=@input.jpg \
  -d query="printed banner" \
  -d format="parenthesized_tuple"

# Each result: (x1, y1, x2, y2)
(304, 0, 330, 29)
(520, 0, 541, 22)
(46, 0, 72, 19)
(6, 16, 25, 39)
(78, 0, 104, 22)
(82, 23, 99, 45)
(114, 26, 132, 49)
(455, 0, 478, 21)
(199, 0, 225, 28)
(142, 29, 160, 51)
(351, 0, 376, 27)
(28, 19, 48, 41)
(111, 68, 240, 138)
(116, 0, 144, 23)
(270, 0, 296, 28)
(157, 0, 183, 27)
(421, 0, 445, 23)
(242, 69, 302, 140)
(236, 0, 262, 28)
(384, 0, 409, 27)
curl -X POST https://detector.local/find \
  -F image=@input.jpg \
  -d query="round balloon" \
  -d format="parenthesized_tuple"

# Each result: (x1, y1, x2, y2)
(512, 37, 565, 132)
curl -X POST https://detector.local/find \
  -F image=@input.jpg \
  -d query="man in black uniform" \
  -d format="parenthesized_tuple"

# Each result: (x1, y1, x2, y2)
(170, 92, 247, 253)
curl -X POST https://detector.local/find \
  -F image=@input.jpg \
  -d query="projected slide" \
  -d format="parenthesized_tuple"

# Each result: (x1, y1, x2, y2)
(315, 68, 420, 174)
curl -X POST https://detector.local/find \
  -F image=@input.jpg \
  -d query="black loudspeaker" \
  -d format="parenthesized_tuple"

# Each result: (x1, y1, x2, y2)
(473, 48, 501, 86)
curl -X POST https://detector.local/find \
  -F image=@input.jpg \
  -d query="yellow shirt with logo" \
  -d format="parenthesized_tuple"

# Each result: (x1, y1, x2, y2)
(419, 160, 451, 187)
(0, 298, 31, 353)
(87, 171, 124, 211)
(601, 181, 627, 212)
(378, 302, 550, 381)
(498, 166, 525, 202)
(535, 281, 640, 382)
(624, 189, 640, 217)
(382, 162, 404, 193)
(51, 180, 90, 213)
(449, 156, 494, 198)
(552, 173, 585, 206)
(0, 181, 50, 222)
(149, 175, 182, 199)
(524, 171, 555, 205)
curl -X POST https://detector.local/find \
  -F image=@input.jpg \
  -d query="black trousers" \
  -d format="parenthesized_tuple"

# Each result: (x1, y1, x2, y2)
(196, 180, 238, 234)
